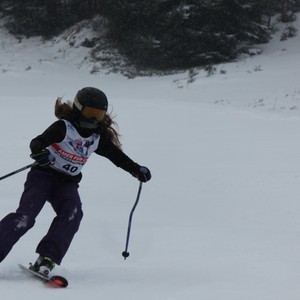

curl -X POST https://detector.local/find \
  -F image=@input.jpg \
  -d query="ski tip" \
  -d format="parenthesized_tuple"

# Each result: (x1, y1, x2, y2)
(50, 276, 68, 288)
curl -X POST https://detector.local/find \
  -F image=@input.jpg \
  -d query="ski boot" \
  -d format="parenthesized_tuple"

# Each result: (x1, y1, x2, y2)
(30, 255, 55, 277)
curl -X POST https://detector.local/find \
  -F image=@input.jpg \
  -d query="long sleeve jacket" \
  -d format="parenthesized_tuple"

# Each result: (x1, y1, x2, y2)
(30, 119, 139, 182)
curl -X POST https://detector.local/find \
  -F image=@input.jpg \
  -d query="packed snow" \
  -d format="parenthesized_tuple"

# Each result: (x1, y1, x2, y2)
(0, 16, 300, 300)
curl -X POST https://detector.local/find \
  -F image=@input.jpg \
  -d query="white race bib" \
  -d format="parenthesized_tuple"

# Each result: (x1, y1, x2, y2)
(47, 120, 100, 176)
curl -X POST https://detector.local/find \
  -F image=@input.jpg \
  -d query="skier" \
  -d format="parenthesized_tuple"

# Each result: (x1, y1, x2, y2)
(0, 87, 151, 276)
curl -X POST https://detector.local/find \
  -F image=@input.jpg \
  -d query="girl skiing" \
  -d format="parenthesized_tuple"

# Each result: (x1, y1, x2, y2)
(0, 87, 151, 276)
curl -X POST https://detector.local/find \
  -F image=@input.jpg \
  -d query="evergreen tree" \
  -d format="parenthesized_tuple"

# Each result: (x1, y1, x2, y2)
(101, 0, 272, 70)
(0, 0, 299, 70)
(0, 0, 99, 37)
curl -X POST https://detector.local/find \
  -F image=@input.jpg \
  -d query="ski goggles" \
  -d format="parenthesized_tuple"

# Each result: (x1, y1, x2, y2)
(81, 106, 106, 121)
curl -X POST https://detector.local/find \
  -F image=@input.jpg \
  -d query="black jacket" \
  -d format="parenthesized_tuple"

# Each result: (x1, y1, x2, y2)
(30, 120, 139, 182)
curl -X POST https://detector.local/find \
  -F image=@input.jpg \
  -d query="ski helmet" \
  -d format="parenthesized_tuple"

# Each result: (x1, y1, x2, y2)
(74, 87, 108, 111)
(73, 87, 108, 130)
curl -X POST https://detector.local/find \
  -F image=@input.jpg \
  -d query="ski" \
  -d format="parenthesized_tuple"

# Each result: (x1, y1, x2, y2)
(18, 264, 68, 288)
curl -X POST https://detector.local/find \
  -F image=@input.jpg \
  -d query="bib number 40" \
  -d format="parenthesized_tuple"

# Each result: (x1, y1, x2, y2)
(62, 164, 78, 173)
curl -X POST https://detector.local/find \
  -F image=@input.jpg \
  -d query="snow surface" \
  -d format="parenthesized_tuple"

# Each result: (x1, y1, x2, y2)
(0, 16, 300, 300)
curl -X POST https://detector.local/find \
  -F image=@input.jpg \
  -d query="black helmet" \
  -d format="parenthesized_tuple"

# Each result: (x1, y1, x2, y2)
(74, 87, 108, 111)
(73, 87, 108, 131)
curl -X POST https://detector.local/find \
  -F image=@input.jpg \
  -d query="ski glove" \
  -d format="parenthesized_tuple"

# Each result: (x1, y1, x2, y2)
(30, 149, 51, 167)
(132, 166, 151, 182)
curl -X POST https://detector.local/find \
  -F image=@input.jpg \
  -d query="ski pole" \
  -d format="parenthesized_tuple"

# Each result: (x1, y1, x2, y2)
(0, 162, 36, 181)
(122, 181, 143, 260)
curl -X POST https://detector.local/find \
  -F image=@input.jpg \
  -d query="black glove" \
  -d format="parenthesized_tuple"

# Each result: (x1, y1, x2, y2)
(30, 149, 51, 167)
(132, 166, 151, 182)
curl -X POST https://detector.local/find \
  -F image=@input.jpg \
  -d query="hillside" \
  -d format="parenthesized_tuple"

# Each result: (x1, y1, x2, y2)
(0, 14, 300, 300)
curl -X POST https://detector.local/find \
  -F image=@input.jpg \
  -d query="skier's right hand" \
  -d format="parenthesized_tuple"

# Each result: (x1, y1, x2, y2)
(30, 149, 51, 166)
(132, 165, 151, 182)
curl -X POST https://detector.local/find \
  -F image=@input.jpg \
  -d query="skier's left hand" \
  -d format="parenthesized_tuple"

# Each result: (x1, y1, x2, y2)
(132, 166, 151, 182)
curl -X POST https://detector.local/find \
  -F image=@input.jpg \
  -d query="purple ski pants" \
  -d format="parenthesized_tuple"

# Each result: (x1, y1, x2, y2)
(0, 168, 83, 264)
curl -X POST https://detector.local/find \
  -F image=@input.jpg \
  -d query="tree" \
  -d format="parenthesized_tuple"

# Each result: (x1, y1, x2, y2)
(100, 0, 272, 70)
(0, 0, 99, 37)
(0, 0, 298, 71)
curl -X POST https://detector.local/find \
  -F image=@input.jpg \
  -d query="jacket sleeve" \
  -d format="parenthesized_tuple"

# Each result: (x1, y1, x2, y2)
(30, 120, 66, 154)
(95, 138, 140, 174)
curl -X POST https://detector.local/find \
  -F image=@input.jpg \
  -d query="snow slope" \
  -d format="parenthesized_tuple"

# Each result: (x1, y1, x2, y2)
(0, 16, 300, 300)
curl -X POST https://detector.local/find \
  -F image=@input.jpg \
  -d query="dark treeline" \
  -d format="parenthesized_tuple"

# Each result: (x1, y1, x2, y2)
(0, 0, 299, 71)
